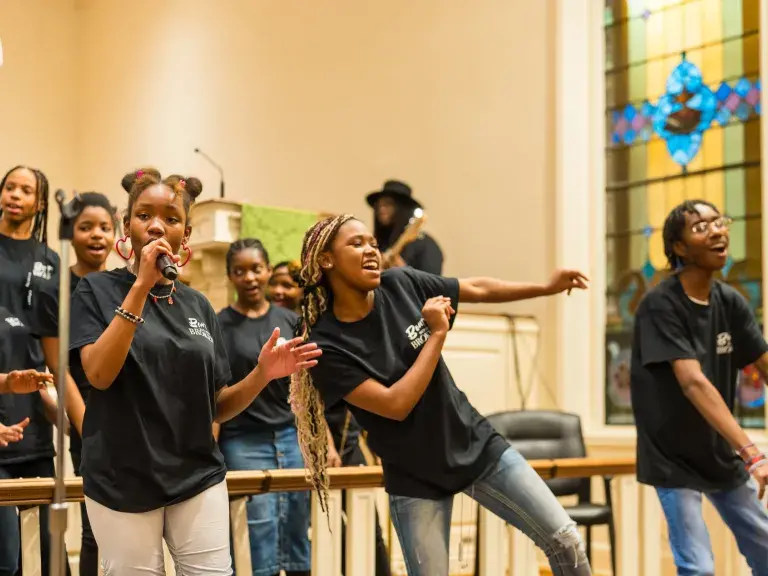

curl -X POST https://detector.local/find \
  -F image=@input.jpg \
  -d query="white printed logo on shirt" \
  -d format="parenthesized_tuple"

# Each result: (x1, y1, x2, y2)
(188, 317, 213, 343)
(405, 318, 430, 350)
(32, 261, 53, 280)
(716, 332, 733, 355)
(4, 317, 24, 328)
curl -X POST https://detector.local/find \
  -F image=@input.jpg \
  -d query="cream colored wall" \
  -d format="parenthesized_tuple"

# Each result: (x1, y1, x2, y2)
(1, 0, 560, 397)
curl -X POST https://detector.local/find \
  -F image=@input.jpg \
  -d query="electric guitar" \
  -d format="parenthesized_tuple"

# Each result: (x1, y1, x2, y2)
(382, 208, 426, 268)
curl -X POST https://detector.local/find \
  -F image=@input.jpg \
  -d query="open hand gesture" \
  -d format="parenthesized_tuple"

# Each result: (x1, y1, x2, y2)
(0, 418, 29, 447)
(258, 328, 322, 382)
(546, 269, 589, 296)
(6, 370, 53, 394)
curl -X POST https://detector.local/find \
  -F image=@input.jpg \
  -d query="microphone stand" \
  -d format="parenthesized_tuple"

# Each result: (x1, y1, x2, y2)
(50, 190, 84, 576)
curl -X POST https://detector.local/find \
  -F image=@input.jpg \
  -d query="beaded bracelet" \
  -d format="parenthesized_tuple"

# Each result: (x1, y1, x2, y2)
(738, 443, 756, 457)
(115, 307, 144, 325)
(748, 458, 768, 475)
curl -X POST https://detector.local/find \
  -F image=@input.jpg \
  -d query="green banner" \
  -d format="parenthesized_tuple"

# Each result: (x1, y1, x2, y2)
(240, 204, 319, 265)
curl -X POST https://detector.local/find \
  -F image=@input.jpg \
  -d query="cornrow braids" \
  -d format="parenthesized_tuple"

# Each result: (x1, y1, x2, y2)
(225, 238, 270, 276)
(290, 214, 355, 514)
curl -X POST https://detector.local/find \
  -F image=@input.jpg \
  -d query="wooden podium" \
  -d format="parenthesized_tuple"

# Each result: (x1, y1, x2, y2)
(179, 199, 243, 310)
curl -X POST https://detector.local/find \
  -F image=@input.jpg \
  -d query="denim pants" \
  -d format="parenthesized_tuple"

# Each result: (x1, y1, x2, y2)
(389, 447, 591, 576)
(0, 457, 72, 576)
(657, 479, 768, 575)
(219, 424, 311, 576)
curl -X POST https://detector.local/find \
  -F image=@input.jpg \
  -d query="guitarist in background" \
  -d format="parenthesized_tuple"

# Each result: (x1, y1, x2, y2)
(368, 180, 444, 274)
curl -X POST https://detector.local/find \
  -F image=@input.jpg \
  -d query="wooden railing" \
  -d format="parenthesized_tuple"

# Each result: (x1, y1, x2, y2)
(0, 457, 636, 576)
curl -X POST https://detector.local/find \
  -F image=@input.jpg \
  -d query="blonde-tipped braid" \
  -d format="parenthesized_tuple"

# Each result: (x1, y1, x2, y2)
(290, 214, 355, 513)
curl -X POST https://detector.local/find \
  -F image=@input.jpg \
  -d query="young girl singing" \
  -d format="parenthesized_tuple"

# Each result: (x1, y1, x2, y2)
(291, 215, 592, 576)
(69, 169, 321, 575)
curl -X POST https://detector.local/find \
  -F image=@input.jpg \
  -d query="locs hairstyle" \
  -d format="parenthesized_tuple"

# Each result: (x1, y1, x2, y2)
(290, 214, 356, 513)
(662, 199, 719, 269)
(0, 165, 50, 244)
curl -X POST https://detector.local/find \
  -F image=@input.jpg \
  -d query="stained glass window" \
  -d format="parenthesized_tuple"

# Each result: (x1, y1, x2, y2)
(604, 0, 765, 427)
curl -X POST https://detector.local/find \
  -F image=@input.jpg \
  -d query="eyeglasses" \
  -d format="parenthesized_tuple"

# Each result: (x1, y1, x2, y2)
(691, 215, 733, 235)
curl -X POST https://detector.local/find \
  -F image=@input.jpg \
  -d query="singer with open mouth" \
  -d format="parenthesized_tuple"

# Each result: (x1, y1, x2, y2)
(289, 215, 592, 576)
(68, 168, 322, 575)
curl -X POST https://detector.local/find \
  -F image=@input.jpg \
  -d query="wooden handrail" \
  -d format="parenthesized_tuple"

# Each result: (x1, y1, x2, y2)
(0, 457, 635, 507)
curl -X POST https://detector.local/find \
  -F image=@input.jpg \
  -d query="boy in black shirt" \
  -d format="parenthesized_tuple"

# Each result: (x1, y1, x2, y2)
(289, 214, 591, 576)
(631, 200, 768, 574)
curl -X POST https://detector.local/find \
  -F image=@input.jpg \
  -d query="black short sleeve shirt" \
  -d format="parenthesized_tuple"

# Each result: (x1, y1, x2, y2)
(34, 270, 93, 454)
(217, 305, 298, 437)
(309, 267, 508, 499)
(69, 268, 231, 512)
(631, 276, 768, 491)
(0, 234, 59, 464)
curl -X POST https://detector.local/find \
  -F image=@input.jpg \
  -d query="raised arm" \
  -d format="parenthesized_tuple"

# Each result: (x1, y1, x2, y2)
(458, 269, 588, 303)
(344, 296, 454, 421)
(215, 328, 321, 423)
(81, 239, 177, 390)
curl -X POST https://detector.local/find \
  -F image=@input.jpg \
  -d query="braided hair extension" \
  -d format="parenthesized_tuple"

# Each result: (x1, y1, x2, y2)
(289, 214, 355, 513)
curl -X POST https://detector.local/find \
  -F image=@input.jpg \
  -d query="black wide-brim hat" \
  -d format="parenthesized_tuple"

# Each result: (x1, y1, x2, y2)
(366, 180, 423, 210)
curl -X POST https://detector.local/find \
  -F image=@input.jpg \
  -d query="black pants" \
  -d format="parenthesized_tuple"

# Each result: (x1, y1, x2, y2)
(70, 451, 98, 576)
(340, 441, 391, 576)
(0, 457, 72, 576)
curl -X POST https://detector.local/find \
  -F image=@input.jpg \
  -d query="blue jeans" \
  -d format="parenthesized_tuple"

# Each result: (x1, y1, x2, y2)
(219, 424, 310, 576)
(389, 447, 591, 576)
(657, 480, 768, 575)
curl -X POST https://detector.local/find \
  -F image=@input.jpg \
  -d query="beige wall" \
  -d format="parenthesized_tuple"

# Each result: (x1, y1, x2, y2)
(2, 0, 558, 397)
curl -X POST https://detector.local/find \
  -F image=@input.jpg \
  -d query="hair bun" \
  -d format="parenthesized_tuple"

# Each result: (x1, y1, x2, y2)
(184, 177, 203, 199)
(121, 167, 161, 193)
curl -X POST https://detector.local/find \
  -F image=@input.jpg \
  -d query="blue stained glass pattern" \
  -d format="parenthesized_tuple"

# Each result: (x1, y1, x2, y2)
(651, 57, 717, 166)
(610, 65, 761, 154)
(641, 258, 655, 281)
(721, 255, 734, 279)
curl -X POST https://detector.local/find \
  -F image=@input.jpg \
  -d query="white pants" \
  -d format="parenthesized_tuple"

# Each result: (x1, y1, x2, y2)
(85, 480, 232, 575)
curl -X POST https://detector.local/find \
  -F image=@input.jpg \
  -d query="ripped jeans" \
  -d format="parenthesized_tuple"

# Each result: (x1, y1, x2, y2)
(389, 448, 591, 576)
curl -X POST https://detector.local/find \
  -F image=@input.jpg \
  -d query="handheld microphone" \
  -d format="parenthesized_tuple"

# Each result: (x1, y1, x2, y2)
(194, 147, 225, 199)
(157, 254, 179, 281)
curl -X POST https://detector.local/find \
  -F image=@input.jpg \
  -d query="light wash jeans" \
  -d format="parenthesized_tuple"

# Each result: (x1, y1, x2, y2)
(657, 479, 768, 576)
(389, 447, 591, 576)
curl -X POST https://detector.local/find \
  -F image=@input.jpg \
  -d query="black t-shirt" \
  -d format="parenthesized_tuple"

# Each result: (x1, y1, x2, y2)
(631, 275, 768, 492)
(325, 400, 362, 457)
(310, 267, 508, 499)
(34, 270, 92, 455)
(0, 234, 58, 464)
(69, 268, 231, 512)
(401, 234, 444, 275)
(217, 304, 298, 438)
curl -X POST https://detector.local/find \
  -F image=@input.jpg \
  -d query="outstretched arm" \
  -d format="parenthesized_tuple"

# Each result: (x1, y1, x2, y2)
(459, 269, 588, 303)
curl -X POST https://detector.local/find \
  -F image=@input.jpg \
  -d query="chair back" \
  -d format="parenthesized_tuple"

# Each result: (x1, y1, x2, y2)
(486, 410, 588, 498)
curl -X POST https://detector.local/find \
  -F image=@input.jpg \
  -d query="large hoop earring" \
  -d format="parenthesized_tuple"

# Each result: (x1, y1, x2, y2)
(179, 242, 192, 267)
(115, 236, 133, 261)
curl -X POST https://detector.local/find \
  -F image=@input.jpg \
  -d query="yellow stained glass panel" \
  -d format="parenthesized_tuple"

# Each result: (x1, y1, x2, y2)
(646, 10, 665, 59)
(666, 178, 685, 212)
(647, 182, 666, 228)
(649, 230, 667, 269)
(685, 175, 704, 199)
(703, 171, 725, 210)
(702, 0, 723, 42)
(646, 59, 666, 101)
(664, 6, 684, 55)
(702, 43, 724, 82)
(683, 0, 703, 49)
(647, 139, 668, 178)
(702, 127, 724, 170)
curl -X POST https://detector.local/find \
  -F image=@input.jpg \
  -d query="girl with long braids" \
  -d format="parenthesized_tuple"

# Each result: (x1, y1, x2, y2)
(68, 168, 320, 574)
(290, 215, 592, 576)
(0, 165, 77, 576)
(34, 192, 119, 576)
(217, 239, 314, 576)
